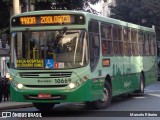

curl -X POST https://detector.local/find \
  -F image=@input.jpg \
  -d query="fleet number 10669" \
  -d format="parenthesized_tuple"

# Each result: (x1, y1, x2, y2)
(55, 78, 71, 83)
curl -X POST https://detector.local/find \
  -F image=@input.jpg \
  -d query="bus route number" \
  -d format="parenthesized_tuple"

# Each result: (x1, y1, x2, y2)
(55, 78, 71, 84)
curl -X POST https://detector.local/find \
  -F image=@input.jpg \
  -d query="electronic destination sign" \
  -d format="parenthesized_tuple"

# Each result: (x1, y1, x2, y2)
(11, 14, 85, 27)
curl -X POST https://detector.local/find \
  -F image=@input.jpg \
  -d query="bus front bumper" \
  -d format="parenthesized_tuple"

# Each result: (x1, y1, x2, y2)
(10, 80, 92, 103)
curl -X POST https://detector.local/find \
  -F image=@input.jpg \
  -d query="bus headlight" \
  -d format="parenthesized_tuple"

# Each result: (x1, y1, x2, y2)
(69, 83, 75, 89)
(12, 80, 24, 89)
(17, 84, 24, 89)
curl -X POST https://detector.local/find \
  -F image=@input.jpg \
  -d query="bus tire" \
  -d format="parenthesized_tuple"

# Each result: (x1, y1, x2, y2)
(135, 74, 145, 95)
(33, 103, 55, 111)
(92, 81, 112, 109)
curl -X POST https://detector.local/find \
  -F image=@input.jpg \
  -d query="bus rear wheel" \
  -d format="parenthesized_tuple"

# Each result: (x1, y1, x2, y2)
(33, 103, 55, 111)
(92, 81, 112, 109)
(135, 74, 145, 95)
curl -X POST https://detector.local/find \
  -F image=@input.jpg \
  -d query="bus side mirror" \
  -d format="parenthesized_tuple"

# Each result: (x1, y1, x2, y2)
(1, 34, 7, 48)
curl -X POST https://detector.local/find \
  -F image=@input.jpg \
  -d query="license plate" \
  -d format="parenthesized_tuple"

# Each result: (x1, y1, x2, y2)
(38, 94, 51, 98)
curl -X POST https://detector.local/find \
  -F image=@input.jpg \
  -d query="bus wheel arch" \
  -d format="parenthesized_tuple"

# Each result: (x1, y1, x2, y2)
(105, 74, 112, 88)
(91, 74, 112, 109)
(93, 81, 112, 109)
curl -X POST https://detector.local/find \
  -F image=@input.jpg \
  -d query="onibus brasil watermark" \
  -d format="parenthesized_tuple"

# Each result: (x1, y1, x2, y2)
(0, 112, 42, 118)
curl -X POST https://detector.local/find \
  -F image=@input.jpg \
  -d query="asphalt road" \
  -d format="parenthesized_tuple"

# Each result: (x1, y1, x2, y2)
(2, 81, 160, 120)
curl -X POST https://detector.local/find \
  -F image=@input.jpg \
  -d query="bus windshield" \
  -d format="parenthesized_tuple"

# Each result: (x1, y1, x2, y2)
(11, 30, 89, 69)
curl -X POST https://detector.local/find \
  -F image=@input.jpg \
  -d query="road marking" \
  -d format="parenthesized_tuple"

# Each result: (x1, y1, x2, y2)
(148, 93, 160, 97)
(145, 89, 160, 93)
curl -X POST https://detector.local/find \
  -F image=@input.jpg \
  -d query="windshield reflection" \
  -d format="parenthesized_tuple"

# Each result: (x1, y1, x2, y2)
(11, 30, 88, 69)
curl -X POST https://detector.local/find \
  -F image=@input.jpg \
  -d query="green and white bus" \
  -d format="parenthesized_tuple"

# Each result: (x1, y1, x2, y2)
(8, 10, 157, 110)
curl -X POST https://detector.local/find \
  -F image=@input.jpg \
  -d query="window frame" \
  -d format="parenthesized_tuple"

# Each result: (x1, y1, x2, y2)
(88, 20, 100, 72)
(130, 29, 139, 56)
(101, 23, 113, 56)
(112, 26, 123, 55)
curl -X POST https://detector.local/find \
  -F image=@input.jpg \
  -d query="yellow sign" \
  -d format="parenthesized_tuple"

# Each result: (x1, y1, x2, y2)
(12, 14, 85, 27)
(16, 59, 43, 68)
(20, 17, 36, 25)
(41, 15, 70, 24)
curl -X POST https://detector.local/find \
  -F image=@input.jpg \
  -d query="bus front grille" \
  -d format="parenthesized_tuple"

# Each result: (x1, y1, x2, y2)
(19, 72, 72, 78)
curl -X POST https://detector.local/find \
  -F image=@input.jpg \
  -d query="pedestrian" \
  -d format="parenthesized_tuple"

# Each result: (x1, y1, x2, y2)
(6, 80, 10, 101)
(0, 79, 2, 103)
(1, 77, 10, 101)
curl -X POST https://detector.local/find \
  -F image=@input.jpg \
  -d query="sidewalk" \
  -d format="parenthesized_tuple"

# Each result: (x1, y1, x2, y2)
(0, 101, 33, 110)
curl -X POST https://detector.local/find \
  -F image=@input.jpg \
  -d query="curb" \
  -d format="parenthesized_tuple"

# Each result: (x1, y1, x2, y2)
(0, 103, 33, 110)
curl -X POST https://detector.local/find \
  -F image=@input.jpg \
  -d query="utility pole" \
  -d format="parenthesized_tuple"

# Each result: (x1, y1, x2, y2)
(12, 0, 22, 60)
(13, 0, 21, 15)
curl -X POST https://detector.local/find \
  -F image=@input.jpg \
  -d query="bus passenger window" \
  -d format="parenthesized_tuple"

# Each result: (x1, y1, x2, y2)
(93, 35, 100, 59)
(151, 34, 156, 55)
(89, 20, 100, 72)
(131, 30, 138, 55)
(89, 34, 100, 71)
(142, 33, 146, 55)
(113, 26, 123, 55)
(101, 24, 112, 56)
(102, 41, 107, 55)
(138, 32, 143, 55)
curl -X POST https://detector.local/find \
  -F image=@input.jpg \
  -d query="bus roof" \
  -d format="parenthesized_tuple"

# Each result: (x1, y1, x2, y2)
(11, 10, 155, 33)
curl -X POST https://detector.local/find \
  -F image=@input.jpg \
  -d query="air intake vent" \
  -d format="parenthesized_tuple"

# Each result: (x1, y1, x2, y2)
(19, 72, 72, 78)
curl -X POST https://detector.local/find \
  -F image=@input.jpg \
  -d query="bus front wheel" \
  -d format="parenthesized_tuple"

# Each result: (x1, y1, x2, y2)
(33, 103, 55, 111)
(92, 81, 112, 109)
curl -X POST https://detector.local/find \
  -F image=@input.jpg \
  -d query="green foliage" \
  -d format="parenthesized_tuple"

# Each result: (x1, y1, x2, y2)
(34, 0, 99, 11)
(110, 0, 160, 40)
(1, 0, 100, 31)
(3, 0, 100, 10)
(0, 1, 10, 31)
(110, 0, 160, 27)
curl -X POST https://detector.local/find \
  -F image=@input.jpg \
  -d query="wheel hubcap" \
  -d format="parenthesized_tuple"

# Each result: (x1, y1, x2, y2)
(102, 88, 108, 102)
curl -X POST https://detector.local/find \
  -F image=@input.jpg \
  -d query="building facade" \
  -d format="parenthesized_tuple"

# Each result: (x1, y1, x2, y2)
(102, 0, 116, 17)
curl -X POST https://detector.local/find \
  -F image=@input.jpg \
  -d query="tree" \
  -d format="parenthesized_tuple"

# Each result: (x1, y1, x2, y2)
(34, 0, 100, 14)
(2, 0, 100, 12)
(109, 0, 160, 40)
(0, 1, 10, 34)
(1, 0, 100, 32)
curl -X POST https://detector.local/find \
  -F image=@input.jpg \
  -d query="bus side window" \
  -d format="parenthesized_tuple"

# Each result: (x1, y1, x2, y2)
(142, 33, 146, 55)
(112, 26, 123, 55)
(151, 34, 156, 55)
(101, 24, 112, 55)
(102, 41, 107, 55)
(93, 35, 100, 58)
(131, 30, 138, 56)
(89, 20, 100, 72)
